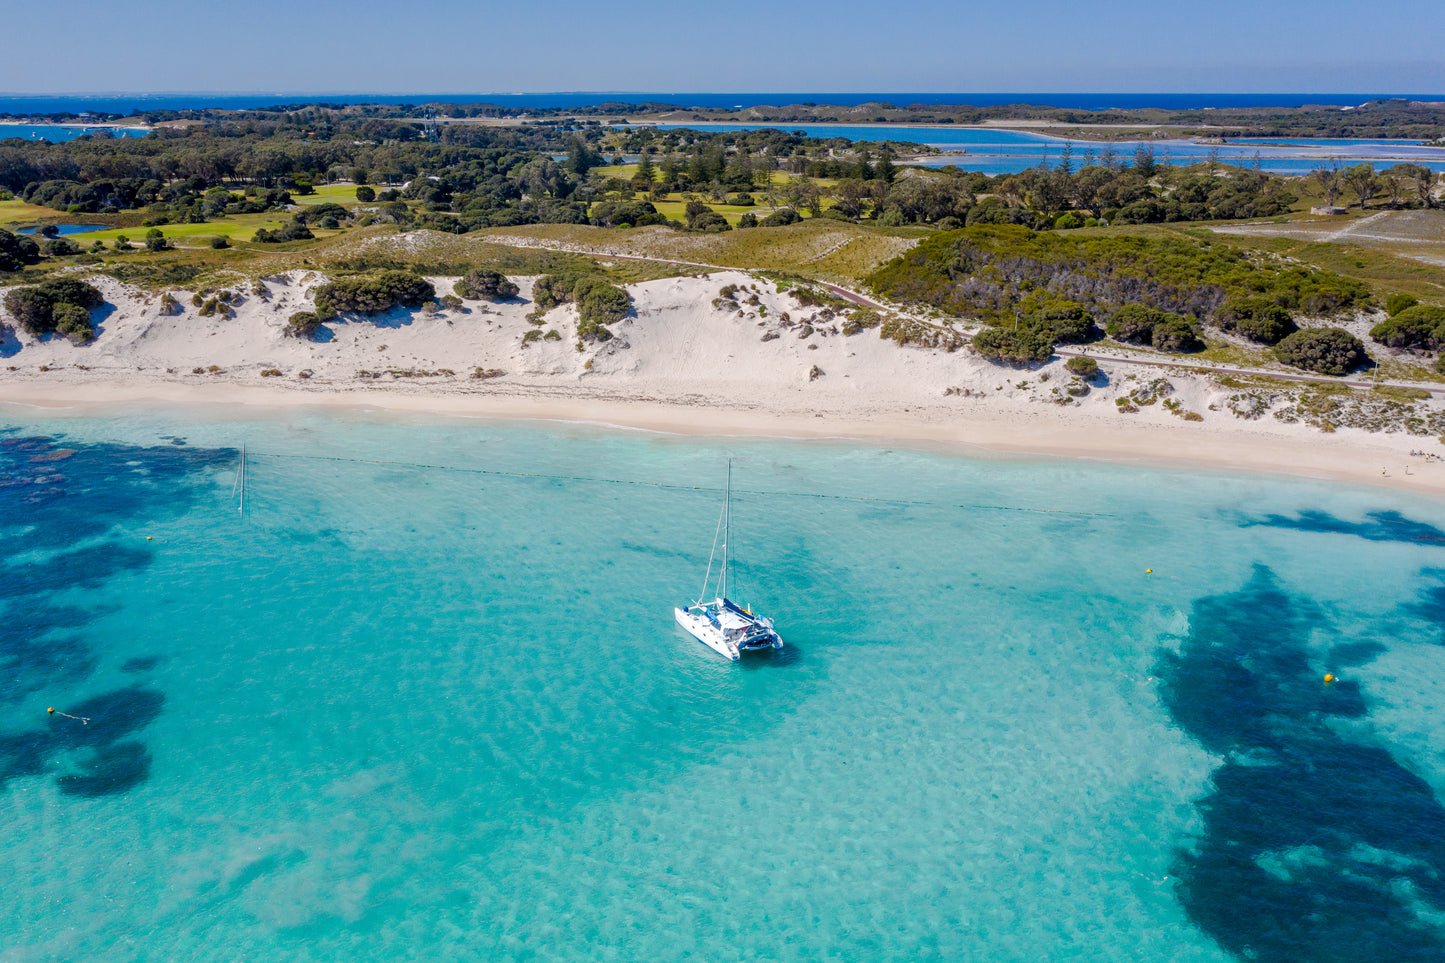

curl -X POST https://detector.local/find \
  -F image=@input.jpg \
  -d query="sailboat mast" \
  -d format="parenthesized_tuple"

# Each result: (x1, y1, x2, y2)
(721, 459, 731, 601)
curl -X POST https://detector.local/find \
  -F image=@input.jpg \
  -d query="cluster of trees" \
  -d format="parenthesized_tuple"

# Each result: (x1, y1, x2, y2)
(3, 278, 105, 342)
(870, 225, 1373, 372)
(0, 121, 634, 238)
(604, 143, 1301, 231)
(18, 175, 296, 225)
(0, 228, 42, 271)
(1309, 163, 1438, 210)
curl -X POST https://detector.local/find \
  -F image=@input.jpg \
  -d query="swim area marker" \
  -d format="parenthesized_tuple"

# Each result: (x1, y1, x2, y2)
(47, 707, 90, 725)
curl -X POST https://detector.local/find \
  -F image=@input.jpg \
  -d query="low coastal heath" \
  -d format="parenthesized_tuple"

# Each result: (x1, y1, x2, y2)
(1, 410, 1444, 960)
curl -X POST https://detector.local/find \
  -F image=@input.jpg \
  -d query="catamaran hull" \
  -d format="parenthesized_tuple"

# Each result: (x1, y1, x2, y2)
(674, 607, 782, 662)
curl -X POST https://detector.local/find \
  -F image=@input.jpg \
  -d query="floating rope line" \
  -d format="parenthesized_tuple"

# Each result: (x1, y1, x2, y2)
(237, 450, 1115, 519)
(47, 707, 89, 725)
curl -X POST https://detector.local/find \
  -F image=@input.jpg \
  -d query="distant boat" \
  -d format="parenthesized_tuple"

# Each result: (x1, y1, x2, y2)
(675, 461, 783, 662)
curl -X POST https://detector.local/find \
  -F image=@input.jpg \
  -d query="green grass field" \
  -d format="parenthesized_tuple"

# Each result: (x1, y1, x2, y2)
(72, 214, 293, 245)
(294, 184, 362, 205)
(0, 198, 82, 228)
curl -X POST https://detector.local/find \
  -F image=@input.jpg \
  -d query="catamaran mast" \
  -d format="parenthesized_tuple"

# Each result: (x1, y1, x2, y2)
(721, 459, 731, 601)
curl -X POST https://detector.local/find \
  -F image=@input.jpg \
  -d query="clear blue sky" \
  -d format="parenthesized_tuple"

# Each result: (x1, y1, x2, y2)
(5, 0, 1443, 94)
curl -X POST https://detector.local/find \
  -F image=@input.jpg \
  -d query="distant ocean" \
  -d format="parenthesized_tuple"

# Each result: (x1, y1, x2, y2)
(3, 406, 1445, 960)
(1, 92, 1441, 116)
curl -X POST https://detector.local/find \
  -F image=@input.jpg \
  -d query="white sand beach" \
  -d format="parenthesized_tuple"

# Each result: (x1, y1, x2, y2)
(3, 270, 1443, 495)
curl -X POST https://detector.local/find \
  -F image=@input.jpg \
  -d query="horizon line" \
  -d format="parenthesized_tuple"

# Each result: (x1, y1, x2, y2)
(3, 90, 1443, 99)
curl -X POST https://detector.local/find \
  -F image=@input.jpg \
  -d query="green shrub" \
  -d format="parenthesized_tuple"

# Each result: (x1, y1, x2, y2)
(972, 321, 1055, 365)
(1151, 316, 1205, 353)
(1106, 304, 1162, 345)
(762, 208, 802, 227)
(3, 278, 104, 337)
(1214, 295, 1297, 344)
(50, 302, 95, 342)
(209, 235, 230, 249)
(1028, 299, 1095, 344)
(454, 268, 519, 301)
(285, 311, 323, 339)
(1369, 305, 1445, 351)
(1273, 327, 1368, 375)
(1386, 293, 1420, 316)
(355, 185, 376, 202)
(1065, 356, 1099, 378)
(314, 271, 435, 315)
(1106, 304, 1203, 352)
(530, 274, 630, 340)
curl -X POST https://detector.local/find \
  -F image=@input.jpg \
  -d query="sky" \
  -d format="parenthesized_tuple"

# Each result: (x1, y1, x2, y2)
(3, 0, 1443, 95)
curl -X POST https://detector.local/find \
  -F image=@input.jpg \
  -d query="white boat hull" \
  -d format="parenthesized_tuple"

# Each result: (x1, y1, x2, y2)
(675, 602, 782, 662)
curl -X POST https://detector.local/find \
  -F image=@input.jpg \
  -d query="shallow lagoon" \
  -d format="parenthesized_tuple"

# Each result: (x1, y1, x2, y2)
(650, 123, 1445, 174)
(2, 407, 1444, 961)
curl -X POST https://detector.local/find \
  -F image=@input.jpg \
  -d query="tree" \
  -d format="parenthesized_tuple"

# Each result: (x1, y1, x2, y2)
(566, 137, 598, 177)
(1343, 164, 1377, 210)
(832, 178, 870, 218)
(875, 150, 897, 184)
(1311, 165, 1343, 207)
(355, 185, 376, 202)
(1133, 146, 1157, 178)
(633, 153, 656, 190)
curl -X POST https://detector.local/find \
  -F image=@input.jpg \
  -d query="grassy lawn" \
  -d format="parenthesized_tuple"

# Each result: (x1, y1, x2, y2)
(294, 184, 361, 205)
(0, 198, 78, 227)
(75, 213, 292, 244)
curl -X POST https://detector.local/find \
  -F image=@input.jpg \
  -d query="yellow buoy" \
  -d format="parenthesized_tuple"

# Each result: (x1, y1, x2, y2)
(146, 536, 153, 541)
(1324, 673, 1335, 684)
(47, 707, 54, 714)
(1146, 569, 1153, 574)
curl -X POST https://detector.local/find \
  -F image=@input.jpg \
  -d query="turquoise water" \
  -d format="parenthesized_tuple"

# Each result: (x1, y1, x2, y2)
(4, 407, 1445, 961)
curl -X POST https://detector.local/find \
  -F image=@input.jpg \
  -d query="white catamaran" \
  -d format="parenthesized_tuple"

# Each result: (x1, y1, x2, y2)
(675, 461, 783, 662)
